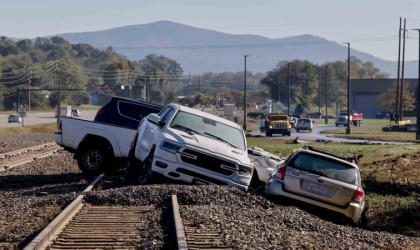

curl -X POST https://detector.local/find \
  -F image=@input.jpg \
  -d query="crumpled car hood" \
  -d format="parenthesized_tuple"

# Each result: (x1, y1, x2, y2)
(163, 128, 251, 165)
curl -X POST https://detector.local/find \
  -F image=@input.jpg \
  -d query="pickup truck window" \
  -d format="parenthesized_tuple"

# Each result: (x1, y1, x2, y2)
(159, 107, 175, 125)
(170, 111, 245, 150)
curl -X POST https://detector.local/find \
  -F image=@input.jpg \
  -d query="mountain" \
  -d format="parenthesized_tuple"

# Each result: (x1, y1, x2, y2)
(55, 20, 415, 77)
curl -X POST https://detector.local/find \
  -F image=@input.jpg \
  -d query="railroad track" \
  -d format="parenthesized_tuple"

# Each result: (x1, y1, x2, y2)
(24, 174, 231, 250)
(0, 142, 61, 172)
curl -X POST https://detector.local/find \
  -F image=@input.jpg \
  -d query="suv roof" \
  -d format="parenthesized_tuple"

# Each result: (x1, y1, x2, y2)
(94, 97, 164, 129)
(299, 146, 362, 167)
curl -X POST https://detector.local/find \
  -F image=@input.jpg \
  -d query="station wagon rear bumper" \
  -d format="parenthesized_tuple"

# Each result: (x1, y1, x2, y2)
(265, 178, 364, 222)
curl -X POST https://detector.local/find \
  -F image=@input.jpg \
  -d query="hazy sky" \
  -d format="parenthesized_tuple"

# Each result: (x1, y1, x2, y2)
(2, 0, 420, 61)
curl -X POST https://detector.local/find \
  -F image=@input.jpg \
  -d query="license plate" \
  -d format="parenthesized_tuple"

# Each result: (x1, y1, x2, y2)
(308, 183, 327, 195)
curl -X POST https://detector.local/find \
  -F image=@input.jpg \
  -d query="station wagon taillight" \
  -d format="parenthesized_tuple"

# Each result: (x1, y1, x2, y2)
(351, 187, 364, 202)
(275, 165, 287, 180)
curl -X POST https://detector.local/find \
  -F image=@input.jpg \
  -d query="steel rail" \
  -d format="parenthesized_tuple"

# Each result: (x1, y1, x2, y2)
(0, 143, 61, 172)
(24, 174, 105, 250)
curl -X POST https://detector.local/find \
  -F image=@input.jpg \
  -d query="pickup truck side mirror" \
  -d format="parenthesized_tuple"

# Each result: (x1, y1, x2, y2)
(147, 114, 161, 125)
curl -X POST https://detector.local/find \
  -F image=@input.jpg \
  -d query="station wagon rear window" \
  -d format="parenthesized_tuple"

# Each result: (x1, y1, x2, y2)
(290, 153, 358, 185)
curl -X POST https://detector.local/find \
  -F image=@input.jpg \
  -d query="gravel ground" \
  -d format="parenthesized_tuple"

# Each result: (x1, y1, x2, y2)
(0, 134, 54, 153)
(0, 133, 94, 249)
(85, 184, 420, 249)
(0, 134, 419, 249)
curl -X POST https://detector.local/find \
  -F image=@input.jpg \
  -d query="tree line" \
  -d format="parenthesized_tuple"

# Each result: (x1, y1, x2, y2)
(0, 36, 413, 114)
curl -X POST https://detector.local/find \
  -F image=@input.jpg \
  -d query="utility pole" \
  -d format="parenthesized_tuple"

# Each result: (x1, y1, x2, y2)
(344, 42, 351, 135)
(396, 17, 402, 121)
(287, 62, 290, 115)
(399, 18, 407, 121)
(325, 65, 330, 124)
(144, 75, 147, 100)
(318, 70, 321, 117)
(28, 66, 32, 111)
(56, 68, 61, 128)
(54, 62, 57, 89)
(243, 55, 250, 130)
(278, 75, 281, 104)
(412, 28, 420, 140)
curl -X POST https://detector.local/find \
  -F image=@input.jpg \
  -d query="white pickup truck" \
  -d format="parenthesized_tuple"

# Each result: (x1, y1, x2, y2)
(126, 103, 255, 190)
(54, 117, 136, 174)
(54, 96, 163, 175)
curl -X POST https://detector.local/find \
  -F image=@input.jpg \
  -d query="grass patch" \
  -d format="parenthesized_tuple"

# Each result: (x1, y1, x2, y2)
(0, 123, 57, 135)
(321, 118, 420, 142)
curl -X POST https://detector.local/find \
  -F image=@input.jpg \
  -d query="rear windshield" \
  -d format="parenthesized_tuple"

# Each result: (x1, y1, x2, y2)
(290, 153, 358, 185)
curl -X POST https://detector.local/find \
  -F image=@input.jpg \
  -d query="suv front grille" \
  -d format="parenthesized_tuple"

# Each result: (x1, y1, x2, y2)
(180, 149, 236, 176)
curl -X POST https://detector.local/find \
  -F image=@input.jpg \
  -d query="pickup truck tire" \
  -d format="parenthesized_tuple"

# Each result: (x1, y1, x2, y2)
(137, 153, 156, 185)
(77, 144, 111, 175)
(125, 143, 141, 182)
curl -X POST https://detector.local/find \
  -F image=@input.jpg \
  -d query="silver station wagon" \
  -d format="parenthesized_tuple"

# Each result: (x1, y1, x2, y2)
(265, 146, 365, 224)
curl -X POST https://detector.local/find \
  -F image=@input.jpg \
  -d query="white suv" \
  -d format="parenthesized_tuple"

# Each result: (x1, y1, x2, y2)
(296, 118, 314, 132)
(126, 103, 254, 190)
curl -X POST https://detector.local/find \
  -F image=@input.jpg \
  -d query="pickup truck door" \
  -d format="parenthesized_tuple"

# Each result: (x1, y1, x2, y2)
(135, 106, 175, 160)
(135, 118, 156, 160)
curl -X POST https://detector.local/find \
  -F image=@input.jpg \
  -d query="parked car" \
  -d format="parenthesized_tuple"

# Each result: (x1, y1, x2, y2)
(71, 109, 81, 117)
(8, 114, 22, 123)
(290, 117, 298, 128)
(265, 146, 366, 225)
(296, 118, 314, 132)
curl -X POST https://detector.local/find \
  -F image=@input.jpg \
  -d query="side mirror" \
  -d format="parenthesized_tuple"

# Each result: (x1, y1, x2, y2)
(147, 113, 161, 125)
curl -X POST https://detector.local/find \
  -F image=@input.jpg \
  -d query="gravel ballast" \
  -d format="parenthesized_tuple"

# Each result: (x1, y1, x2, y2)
(0, 134, 419, 249)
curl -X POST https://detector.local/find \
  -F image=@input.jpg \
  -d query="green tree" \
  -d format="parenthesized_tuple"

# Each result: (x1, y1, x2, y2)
(377, 80, 415, 112)
(260, 60, 319, 111)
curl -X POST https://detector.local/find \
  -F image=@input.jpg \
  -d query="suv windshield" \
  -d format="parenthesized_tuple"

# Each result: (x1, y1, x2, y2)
(291, 153, 358, 185)
(170, 111, 246, 150)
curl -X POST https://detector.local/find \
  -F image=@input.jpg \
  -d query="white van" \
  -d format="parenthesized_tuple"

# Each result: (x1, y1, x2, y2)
(55, 106, 72, 117)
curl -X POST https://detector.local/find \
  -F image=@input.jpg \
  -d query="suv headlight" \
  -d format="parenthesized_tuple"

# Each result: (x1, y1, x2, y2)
(160, 140, 182, 153)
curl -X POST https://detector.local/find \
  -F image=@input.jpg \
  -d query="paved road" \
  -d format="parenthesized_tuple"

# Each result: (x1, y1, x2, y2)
(251, 123, 413, 145)
(0, 110, 98, 128)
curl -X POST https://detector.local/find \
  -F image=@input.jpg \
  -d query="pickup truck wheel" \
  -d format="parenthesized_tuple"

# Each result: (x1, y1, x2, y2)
(125, 145, 141, 182)
(137, 154, 155, 185)
(77, 146, 109, 175)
